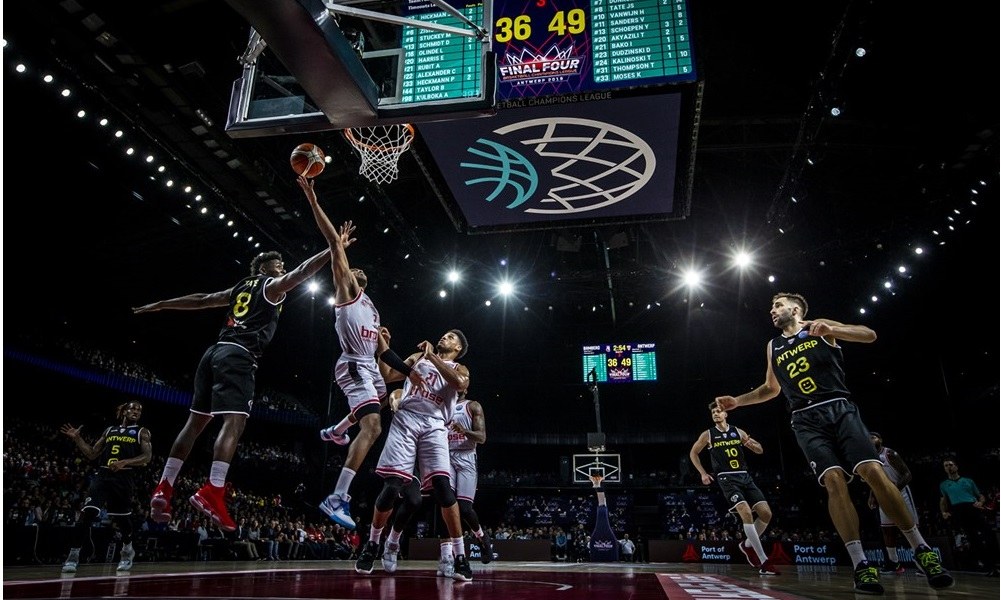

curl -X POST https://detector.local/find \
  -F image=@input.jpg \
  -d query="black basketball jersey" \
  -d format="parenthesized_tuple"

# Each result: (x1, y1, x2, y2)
(708, 425, 747, 474)
(99, 424, 144, 470)
(770, 327, 851, 411)
(217, 275, 283, 358)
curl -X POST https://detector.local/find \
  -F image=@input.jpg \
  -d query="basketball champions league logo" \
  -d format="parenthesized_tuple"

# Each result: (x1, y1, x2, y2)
(459, 117, 656, 216)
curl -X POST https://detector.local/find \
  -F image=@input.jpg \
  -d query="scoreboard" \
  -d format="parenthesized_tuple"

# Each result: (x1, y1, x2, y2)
(400, 0, 486, 105)
(582, 342, 658, 384)
(394, 0, 697, 108)
(491, 0, 696, 101)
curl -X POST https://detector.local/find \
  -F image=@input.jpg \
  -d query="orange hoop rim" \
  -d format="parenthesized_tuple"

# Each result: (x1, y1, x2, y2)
(343, 124, 415, 153)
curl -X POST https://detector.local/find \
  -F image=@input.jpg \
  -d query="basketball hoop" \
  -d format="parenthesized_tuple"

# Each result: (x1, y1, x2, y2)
(343, 124, 415, 185)
(589, 473, 605, 489)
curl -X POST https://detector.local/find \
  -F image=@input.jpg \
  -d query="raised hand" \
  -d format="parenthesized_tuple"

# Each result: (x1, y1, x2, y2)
(59, 423, 82, 440)
(339, 220, 357, 249)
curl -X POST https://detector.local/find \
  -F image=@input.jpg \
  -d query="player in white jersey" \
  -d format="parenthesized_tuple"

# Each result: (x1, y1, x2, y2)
(299, 176, 422, 530)
(354, 329, 475, 582)
(868, 432, 918, 575)
(444, 392, 493, 563)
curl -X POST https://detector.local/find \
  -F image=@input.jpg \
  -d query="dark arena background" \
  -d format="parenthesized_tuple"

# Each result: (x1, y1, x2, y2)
(3, 0, 998, 598)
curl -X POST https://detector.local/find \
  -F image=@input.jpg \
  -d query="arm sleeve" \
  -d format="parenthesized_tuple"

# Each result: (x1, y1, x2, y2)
(379, 347, 413, 376)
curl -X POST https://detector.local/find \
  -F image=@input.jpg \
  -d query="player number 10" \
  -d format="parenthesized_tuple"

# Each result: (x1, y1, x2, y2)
(494, 9, 586, 42)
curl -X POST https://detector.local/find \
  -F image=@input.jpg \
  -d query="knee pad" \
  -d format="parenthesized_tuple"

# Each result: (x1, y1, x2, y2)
(458, 499, 476, 522)
(401, 478, 423, 509)
(375, 476, 407, 511)
(430, 475, 456, 508)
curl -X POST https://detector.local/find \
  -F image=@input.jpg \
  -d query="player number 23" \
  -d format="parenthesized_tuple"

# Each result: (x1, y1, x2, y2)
(785, 357, 810, 378)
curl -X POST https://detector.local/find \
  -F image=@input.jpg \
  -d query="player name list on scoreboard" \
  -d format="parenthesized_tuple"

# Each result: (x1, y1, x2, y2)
(401, 3, 484, 103)
(591, 0, 693, 83)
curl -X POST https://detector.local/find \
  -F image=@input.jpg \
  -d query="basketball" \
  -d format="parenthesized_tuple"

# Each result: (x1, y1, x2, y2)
(290, 143, 326, 178)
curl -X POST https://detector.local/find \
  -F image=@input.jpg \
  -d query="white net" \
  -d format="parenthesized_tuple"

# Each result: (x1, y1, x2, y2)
(343, 124, 415, 185)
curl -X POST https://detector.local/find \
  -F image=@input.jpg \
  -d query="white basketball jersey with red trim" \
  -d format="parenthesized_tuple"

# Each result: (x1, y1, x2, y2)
(399, 357, 459, 421)
(334, 290, 381, 358)
(448, 400, 477, 452)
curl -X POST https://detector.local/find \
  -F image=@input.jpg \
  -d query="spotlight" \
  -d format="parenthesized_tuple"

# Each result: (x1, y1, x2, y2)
(830, 107, 841, 117)
(855, 47, 866, 57)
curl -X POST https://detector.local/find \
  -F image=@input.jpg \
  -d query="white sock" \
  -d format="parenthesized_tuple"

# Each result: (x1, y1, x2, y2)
(886, 546, 899, 562)
(334, 468, 356, 499)
(743, 523, 768, 563)
(754, 518, 767, 536)
(333, 415, 353, 436)
(209, 461, 229, 487)
(845, 540, 867, 568)
(161, 457, 183, 486)
(452, 537, 464, 558)
(369, 526, 383, 543)
(440, 541, 453, 561)
(900, 525, 928, 550)
(387, 529, 402, 545)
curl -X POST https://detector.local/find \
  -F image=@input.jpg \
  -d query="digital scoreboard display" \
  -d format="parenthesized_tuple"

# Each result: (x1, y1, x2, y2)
(401, 0, 486, 105)
(582, 342, 658, 384)
(491, 0, 696, 101)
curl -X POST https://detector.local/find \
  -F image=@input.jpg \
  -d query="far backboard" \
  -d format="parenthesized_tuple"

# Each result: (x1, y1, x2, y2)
(573, 453, 621, 484)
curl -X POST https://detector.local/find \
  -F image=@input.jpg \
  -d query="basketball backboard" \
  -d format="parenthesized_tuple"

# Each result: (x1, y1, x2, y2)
(224, 0, 496, 137)
(572, 453, 621, 484)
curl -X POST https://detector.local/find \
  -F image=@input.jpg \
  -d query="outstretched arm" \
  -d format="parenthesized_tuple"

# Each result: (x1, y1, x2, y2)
(264, 247, 331, 300)
(132, 289, 232, 313)
(716, 342, 782, 411)
(60, 424, 107, 461)
(297, 176, 358, 303)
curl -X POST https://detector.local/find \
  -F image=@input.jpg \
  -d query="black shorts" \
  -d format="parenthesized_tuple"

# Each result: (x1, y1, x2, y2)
(192, 343, 257, 416)
(716, 471, 767, 511)
(789, 398, 880, 485)
(84, 471, 135, 516)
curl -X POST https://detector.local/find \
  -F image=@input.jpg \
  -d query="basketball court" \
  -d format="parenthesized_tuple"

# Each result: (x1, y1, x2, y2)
(5, 560, 995, 599)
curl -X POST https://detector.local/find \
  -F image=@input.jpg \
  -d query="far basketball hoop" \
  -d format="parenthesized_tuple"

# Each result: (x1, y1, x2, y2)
(344, 124, 415, 185)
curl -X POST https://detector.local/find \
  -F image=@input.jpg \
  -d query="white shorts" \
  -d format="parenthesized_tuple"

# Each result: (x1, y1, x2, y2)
(334, 356, 386, 417)
(880, 484, 919, 527)
(375, 409, 451, 486)
(449, 449, 478, 502)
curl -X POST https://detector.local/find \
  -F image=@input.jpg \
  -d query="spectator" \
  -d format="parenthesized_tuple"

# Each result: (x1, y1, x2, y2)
(619, 533, 635, 562)
(940, 458, 997, 573)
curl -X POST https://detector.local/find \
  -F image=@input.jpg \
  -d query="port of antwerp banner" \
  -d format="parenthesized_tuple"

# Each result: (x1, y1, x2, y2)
(648, 539, 953, 567)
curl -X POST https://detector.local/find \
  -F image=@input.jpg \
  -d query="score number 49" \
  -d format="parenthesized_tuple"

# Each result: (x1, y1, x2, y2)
(495, 9, 586, 42)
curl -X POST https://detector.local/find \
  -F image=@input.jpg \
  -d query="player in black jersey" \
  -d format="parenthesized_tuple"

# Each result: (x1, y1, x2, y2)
(689, 402, 778, 575)
(134, 247, 329, 532)
(715, 292, 953, 594)
(60, 401, 151, 573)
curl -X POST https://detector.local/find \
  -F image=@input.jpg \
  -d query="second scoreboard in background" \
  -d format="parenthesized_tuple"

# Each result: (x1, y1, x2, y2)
(492, 0, 696, 101)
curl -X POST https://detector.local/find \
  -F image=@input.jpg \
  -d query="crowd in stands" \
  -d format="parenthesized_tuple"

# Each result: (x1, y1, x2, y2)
(4, 337, 998, 569)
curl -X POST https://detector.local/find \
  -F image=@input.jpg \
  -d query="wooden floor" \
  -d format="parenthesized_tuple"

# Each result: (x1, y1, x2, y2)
(3, 560, 997, 599)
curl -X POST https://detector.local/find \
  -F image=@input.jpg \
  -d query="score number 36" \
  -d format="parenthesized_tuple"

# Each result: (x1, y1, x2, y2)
(495, 9, 586, 42)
